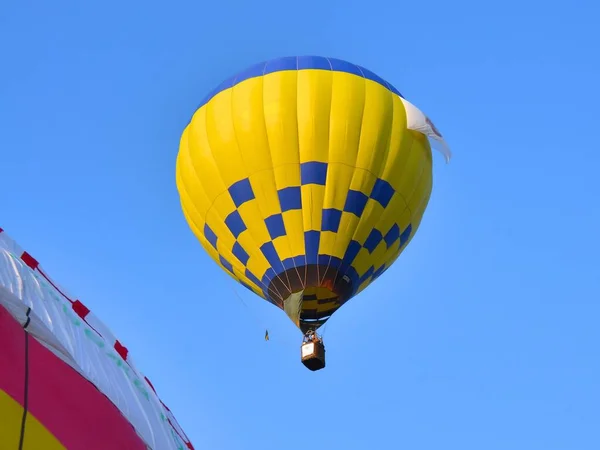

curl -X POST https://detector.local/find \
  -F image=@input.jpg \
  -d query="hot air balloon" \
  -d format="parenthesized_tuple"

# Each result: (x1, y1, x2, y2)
(175, 56, 451, 371)
(0, 228, 194, 449)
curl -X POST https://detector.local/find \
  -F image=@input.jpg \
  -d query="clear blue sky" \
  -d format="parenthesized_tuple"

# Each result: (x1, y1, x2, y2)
(1, 1, 599, 449)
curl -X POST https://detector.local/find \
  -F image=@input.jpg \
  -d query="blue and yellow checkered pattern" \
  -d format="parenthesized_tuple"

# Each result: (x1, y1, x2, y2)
(176, 56, 433, 331)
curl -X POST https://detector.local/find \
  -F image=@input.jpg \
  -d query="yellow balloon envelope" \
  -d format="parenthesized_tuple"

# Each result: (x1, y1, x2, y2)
(176, 56, 449, 334)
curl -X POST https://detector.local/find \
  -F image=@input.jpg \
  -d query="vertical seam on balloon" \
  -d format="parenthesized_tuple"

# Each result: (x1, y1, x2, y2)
(361, 90, 402, 265)
(260, 69, 304, 295)
(318, 59, 339, 288)
(363, 100, 422, 286)
(310, 66, 331, 286)
(351, 85, 396, 288)
(376, 135, 426, 279)
(338, 66, 368, 285)
(398, 136, 430, 230)
(248, 74, 294, 295)
(295, 66, 310, 290)
(228, 78, 292, 301)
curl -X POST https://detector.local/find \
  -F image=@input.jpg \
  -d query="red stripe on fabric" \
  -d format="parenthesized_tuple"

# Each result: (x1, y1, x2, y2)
(0, 306, 26, 405)
(25, 324, 147, 449)
(114, 340, 129, 360)
(20, 251, 39, 270)
(71, 300, 90, 319)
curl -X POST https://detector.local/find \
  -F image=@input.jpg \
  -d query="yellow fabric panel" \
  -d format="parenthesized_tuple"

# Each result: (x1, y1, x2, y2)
(379, 94, 410, 186)
(300, 184, 325, 232)
(0, 390, 66, 450)
(230, 77, 272, 174)
(327, 73, 366, 166)
(353, 247, 374, 277)
(186, 108, 229, 202)
(203, 91, 248, 187)
(318, 231, 338, 258)
(321, 163, 352, 210)
(236, 201, 271, 248)
(248, 170, 281, 220)
(272, 164, 301, 193)
(369, 233, 390, 267)
(281, 209, 305, 257)
(296, 70, 332, 164)
(394, 134, 429, 209)
(272, 235, 292, 266)
(354, 80, 394, 174)
(262, 71, 300, 167)
(348, 168, 376, 194)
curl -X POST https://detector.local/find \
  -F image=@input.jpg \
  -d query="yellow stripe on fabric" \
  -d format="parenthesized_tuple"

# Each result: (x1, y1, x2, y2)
(182, 204, 207, 249)
(208, 196, 238, 242)
(177, 176, 210, 248)
(302, 300, 318, 311)
(272, 164, 301, 191)
(248, 171, 281, 219)
(246, 255, 272, 290)
(342, 79, 395, 264)
(369, 233, 389, 266)
(182, 114, 229, 210)
(315, 286, 334, 299)
(396, 136, 429, 210)
(404, 132, 433, 212)
(348, 169, 376, 198)
(272, 235, 293, 262)
(353, 247, 374, 277)
(249, 171, 297, 265)
(235, 200, 271, 248)
(317, 302, 337, 313)
(297, 70, 332, 164)
(333, 212, 359, 259)
(301, 184, 325, 231)
(176, 131, 212, 218)
(230, 77, 273, 174)
(357, 278, 371, 293)
(0, 391, 66, 450)
(354, 80, 394, 175)
(317, 230, 337, 258)
(203, 91, 248, 187)
(281, 209, 305, 256)
(320, 164, 355, 259)
(379, 95, 410, 188)
(327, 72, 366, 166)
(373, 191, 408, 241)
(410, 165, 433, 232)
(321, 163, 352, 210)
(262, 71, 301, 167)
